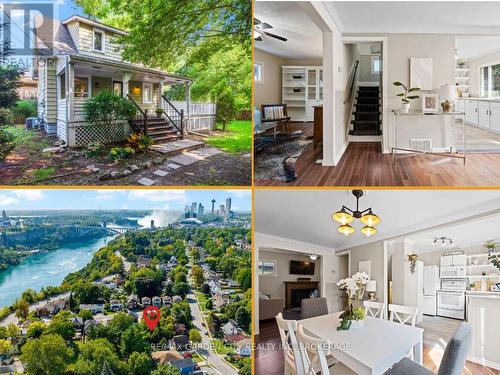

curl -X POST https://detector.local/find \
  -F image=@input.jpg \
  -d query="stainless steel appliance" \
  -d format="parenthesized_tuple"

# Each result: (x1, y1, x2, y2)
(437, 279, 467, 320)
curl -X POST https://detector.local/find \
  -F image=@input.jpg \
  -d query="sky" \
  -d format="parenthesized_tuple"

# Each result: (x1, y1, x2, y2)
(0, 189, 252, 212)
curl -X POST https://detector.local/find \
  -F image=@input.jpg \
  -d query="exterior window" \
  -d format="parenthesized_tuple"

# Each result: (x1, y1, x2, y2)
(143, 82, 152, 103)
(258, 260, 276, 276)
(254, 62, 263, 83)
(93, 29, 104, 52)
(371, 56, 381, 74)
(59, 73, 66, 99)
(113, 81, 123, 96)
(480, 63, 500, 97)
(74, 77, 89, 98)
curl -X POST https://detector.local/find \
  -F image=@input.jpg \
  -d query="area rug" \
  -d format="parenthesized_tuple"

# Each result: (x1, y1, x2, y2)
(254, 133, 312, 182)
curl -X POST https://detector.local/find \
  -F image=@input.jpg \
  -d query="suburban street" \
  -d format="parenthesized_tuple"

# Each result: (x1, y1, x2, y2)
(187, 257, 238, 375)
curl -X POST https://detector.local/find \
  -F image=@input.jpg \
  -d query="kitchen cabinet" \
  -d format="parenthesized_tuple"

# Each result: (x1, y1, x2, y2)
(478, 101, 491, 128)
(440, 254, 466, 268)
(455, 99, 465, 113)
(465, 100, 479, 125)
(490, 103, 500, 132)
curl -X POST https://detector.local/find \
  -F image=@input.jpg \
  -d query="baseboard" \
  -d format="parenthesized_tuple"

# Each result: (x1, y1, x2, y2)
(468, 355, 500, 370)
(334, 141, 349, 164)
(349, 135, 382, 142)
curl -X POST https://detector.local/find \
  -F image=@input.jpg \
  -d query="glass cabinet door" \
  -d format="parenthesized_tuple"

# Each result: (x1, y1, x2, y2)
(319, 69, 323, 101)
(307, 69, 317, 101)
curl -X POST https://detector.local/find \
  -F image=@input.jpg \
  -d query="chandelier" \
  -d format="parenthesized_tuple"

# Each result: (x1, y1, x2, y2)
(332, 190, 381, 236)
(433, 237, 453, 247)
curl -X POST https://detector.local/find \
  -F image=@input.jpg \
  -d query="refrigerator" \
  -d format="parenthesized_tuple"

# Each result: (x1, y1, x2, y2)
(423, 265, 440, 316)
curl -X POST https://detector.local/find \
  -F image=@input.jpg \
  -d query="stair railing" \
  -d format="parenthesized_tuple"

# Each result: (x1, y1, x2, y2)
(343, 59, 360, 105)
(126, 94, 149, 135)
(161, 95, 184, 136)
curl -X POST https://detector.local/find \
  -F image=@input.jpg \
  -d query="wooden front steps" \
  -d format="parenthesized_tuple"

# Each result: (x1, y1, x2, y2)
(150, 138, 205, 157)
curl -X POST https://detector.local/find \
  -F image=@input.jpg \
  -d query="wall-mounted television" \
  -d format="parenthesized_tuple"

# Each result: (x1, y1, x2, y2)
(290, 260, 315, 275)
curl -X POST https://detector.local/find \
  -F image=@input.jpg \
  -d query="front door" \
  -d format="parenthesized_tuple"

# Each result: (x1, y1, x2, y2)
(113, 81, 124, 96)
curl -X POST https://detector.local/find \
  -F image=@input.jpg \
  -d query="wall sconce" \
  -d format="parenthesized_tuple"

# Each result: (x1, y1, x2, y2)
(132, 86, 141, 95)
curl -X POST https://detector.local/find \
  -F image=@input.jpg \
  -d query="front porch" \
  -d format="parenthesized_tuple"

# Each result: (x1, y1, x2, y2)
(55, 55, 191, 146)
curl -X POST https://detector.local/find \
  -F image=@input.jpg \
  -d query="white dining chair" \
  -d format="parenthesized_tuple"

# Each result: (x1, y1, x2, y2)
(364, 301, 386, 319)
(276, 313, 305, 375)
(388, 304, 418, 327)
(296, 324, 356, 375)
(388, 304, 418, 360)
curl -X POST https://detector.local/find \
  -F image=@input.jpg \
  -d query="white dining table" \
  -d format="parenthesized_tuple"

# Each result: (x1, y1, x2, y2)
(299, 312, 423, 375)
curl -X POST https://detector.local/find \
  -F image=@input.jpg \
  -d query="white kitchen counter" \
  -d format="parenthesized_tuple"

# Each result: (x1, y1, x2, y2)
(458, 97, 500, 102)
(466, 293, 500, 370)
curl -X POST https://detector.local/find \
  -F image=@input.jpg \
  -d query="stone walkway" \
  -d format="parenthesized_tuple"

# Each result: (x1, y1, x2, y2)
(137, 147, 223, 185)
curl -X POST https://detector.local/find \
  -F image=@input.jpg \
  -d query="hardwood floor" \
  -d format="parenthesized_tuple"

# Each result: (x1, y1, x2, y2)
(254, 123, 500, 186)
(254, 318, 499, 375)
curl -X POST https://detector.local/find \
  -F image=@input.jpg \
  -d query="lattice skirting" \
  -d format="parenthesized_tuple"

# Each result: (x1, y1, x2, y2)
(186, 115, 216, 132)
(67, 121, 131, 147)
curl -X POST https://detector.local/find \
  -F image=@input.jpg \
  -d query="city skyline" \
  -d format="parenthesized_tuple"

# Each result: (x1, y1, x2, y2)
(0, 190, 252, 211)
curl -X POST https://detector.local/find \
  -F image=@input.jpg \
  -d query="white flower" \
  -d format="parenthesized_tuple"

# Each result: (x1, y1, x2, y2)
(352, 272, 370, 285)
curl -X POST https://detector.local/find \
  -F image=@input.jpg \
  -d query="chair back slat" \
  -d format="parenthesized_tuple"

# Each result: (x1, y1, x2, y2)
(297, 324, 332, 375)
(388, 304, 417, 326)
(276, 313, 304, 374)
(364, 301, 385, 319)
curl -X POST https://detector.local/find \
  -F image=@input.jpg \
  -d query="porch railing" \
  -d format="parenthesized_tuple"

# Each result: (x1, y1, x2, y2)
(126, 94, 149, 135)
(161, 95, 184, 135)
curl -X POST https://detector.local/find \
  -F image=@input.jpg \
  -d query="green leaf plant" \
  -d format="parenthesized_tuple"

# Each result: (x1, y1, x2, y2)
(393, 81, 420, 104)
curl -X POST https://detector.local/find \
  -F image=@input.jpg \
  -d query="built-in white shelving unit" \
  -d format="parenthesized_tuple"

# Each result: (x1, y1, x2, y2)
(466, 252, 500, 288)
(282, 66, 323, 122)
(455, 63, 471, 96)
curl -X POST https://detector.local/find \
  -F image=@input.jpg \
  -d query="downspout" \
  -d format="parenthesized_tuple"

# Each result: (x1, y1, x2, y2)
(65, 56, 70, 145)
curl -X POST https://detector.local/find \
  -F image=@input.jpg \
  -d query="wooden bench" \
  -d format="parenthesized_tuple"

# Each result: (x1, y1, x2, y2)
(261, 104, 291, 134)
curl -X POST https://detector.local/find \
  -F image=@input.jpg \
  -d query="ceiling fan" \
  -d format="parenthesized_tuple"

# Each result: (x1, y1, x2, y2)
(254, 18, 287, 42)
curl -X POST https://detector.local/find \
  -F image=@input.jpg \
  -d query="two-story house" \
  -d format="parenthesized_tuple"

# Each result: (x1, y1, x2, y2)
(34, 15, 191, 147)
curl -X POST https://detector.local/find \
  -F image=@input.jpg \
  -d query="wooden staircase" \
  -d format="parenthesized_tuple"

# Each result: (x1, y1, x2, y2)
(350, 86, 382, 136)
(126, 94, 185, 143)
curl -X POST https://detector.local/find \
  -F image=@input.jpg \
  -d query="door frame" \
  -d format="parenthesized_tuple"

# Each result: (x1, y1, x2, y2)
(341, 36, 388, 152)
(112, 80, 124, 96)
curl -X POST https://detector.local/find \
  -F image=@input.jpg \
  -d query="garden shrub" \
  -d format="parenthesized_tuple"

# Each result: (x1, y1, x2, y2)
(85, 141, 106, 158)
(0, 108, 13, 127)
(0, 128, 15, 160)
(216, 90, 237, 130)
(109, 146, 135, 161)
(84, 91, 137, 142)
(12, 99, 37, 124)
(127, 132, 152, 153)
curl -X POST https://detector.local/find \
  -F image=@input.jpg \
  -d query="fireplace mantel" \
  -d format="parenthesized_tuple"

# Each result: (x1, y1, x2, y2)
(284, 281, 320, 309)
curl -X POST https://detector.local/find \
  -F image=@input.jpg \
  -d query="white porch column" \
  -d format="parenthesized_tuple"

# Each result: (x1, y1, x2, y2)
(67, 62, 74, 123)
(159, 78, 164, 108)
(185, 81, 191, 120)
(122, 72, 132, 97)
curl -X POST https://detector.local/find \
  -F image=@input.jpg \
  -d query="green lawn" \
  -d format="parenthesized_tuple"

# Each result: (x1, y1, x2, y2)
(206, 120, 251, 154)
(213, 339, 235, 355)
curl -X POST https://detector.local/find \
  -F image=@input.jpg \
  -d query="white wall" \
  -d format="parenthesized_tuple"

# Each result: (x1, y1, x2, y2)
(358, 54, 380, 83)
(348, 241, 387, 303)
(385, 34, 456, 151)
(253, 232, 338, 334)
(254, 49, 285, 108)
(259, 249, 321, 301)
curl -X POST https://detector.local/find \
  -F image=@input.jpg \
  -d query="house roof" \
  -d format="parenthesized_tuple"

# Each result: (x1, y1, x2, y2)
(33, 15, 78, 55)
(61, 15, 129, 36)
(151, 350, 184, 364)
(172, 358, 194, 369)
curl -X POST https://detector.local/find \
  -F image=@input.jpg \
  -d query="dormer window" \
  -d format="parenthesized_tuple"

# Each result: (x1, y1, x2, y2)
(93, 29, 105, 52)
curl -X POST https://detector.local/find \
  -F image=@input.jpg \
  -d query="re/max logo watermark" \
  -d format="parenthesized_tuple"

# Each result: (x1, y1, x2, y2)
(1, 1, 55, 65)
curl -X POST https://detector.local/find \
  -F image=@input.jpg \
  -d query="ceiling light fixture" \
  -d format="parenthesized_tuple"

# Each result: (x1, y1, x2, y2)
(333, 190, 381, 236)
(432, 237, 453, 247)
(309, 255, 318, 261)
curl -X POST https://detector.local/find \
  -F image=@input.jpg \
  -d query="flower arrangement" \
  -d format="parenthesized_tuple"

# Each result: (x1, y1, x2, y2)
(485, 241, 497, 255)
(337, 272, 369, 330)
(408, 254, 418, 274)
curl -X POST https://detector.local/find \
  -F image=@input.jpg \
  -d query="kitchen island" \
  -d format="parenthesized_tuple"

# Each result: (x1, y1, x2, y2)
(466, 291, 500, 370)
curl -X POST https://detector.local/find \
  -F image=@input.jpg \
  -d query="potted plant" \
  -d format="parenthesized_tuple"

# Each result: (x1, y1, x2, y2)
(393, 81, 420, 113)
(337, 272, 369, 331)
(457, 59, 466, 68)
(155, 108, 163, 118)
(485, 241, 497, 255)
(408, 254, 418, 274)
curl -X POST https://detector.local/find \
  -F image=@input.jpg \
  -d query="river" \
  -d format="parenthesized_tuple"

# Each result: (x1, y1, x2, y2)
(0, 235, 115, 307)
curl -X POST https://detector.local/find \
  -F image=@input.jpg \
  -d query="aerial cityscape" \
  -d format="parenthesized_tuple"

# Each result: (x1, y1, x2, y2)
(0, 190, 252, 375)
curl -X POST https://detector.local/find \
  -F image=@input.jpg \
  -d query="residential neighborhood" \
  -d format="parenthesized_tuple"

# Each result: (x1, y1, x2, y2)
(0, 207, 252, 375)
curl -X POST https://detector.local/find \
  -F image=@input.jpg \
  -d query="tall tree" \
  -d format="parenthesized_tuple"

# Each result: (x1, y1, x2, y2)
(0, 22, 22, 108)
(21, 334, 73, 375)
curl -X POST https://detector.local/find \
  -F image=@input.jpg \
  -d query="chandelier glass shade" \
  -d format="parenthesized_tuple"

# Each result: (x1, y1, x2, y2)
(333, 190, 380, 236)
